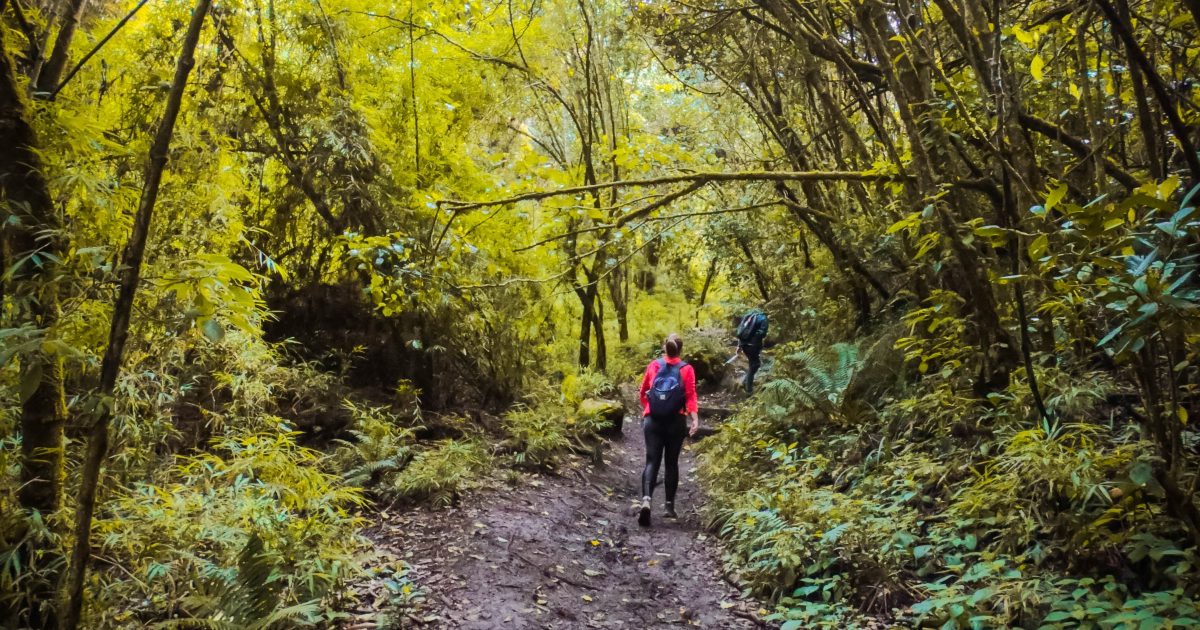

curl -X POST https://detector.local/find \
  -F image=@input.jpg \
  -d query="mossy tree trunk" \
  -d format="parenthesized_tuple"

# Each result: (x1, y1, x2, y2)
(0, 17, 68, 630)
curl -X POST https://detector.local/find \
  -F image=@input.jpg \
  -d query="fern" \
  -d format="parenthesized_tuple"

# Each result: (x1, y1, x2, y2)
(391, 438, 490, 505)
(158, 535, 320, 629)
(773, 342, 861, 419)
(332, 401, 419, 489)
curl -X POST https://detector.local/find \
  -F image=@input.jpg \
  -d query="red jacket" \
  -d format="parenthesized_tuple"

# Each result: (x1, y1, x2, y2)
(639, 356, 699, 417)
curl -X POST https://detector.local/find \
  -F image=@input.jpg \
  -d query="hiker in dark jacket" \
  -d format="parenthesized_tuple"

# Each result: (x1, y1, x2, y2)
(636, 333, 699, 527)
(735, 308, 769, 394)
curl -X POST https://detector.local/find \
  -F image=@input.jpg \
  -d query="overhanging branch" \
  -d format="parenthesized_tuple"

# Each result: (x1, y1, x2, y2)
(440, 169, 907, 211)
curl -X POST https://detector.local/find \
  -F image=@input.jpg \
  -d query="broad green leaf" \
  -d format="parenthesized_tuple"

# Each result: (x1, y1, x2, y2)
(19, 362, 43, 404)
(1028, 234, 1049, 259)
(1130, 461, 1153, 486)
(1045, 184, 1067, 211)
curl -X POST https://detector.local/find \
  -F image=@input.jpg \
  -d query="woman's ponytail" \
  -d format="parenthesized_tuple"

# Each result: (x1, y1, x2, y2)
(663, 333, 683, 358)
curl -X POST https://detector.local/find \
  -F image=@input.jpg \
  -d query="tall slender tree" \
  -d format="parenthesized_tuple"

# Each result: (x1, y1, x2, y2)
(61, 0, 213, 625)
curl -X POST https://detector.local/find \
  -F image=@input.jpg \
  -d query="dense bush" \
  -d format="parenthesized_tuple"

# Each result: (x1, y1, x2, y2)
(390, 438, 492, 506)
(90, 432, 365, 626)
(699, 326, 1200, 629)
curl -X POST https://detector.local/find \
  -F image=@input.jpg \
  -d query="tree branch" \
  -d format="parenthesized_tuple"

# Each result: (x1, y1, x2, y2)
(1017, 112, 1140, 189)
(440, 169, 906, 212)
(50, 0, 150, 98)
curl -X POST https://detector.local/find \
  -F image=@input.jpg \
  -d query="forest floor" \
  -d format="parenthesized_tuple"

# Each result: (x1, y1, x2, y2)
(340, 393, 772, 629)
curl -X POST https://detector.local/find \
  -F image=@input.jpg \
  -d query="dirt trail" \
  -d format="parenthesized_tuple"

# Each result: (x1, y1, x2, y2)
(347, 403, 770, 629)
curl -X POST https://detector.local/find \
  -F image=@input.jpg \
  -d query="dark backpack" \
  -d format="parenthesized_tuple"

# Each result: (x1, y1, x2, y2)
(648, 358, 688, 418)
(736, 312, 762, 343)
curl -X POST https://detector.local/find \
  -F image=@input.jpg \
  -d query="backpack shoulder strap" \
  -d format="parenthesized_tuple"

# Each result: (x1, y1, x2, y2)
(657, 357, 666, 370)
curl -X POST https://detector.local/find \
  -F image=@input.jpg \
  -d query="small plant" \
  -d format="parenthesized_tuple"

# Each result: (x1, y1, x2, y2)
(332, 400, 420, 489)
(376, 564, 424, 629)
(391, 438, 490, 506)
(503, 404, 571, 467)
(157, 534, 320, 629)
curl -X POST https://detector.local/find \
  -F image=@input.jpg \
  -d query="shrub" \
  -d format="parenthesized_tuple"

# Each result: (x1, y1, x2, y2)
(390, 438, 490, 506)
(560, 369, 615, 405)
(91, 432, 365, 627)
(331, 400, 420, 489)
(502, 404, 572, 467)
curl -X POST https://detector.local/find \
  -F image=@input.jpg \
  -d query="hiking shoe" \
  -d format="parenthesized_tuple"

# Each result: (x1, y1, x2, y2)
(638, 496, 651, 527)
(663, 502, 678, 519)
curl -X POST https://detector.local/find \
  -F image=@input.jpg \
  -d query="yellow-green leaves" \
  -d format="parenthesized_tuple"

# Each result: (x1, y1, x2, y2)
(1045, 183, 1068, 212)
(887, 211, 922, 236)
(1010, 24, 1037, 46)
(1028, 234, 1049, 260)
(1030, 54, 1045, 82)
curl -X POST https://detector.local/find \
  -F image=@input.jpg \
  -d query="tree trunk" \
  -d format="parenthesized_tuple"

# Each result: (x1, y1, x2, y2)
(61, 1, 212, 626)
(1116, 0, 1164, 181)
(696, 257, 718, 326)
(576, 283, 593, 369)
(606, 266, 629, 343)
(34, 0, 88, 95)
(735, 235, 771, 303)
(593, 286, 606, 372)
(640, 238, 658, 291)
(1094, 0, 1200, 183)
(0, 21, 68, 630)
(1074, 13, 1106, 195)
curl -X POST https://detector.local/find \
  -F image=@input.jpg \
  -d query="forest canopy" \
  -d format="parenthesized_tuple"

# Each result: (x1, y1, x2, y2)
(2, 0, 1199, 626)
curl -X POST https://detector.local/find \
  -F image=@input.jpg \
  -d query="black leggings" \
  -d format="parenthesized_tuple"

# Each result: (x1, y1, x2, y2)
(642, 415, 687, 503)
(743, 343, 762, 394)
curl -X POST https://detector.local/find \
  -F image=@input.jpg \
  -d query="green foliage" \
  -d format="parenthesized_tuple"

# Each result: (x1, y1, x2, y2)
(701, 327, 1200, 629)
(373, 564, 425, 629)
(503, 404, 573, 467)
(156, 535, 321, 629)
(1041, 577, 1200, 629)
(390, 438, 491, 506)
(894, 290, 970, 380)
(560, 369, 615, 406)
(502, 373, 619, 467)
(772, 342, 861, 418)
(332, 400, 420, 489)
(92, 432, 364, 626)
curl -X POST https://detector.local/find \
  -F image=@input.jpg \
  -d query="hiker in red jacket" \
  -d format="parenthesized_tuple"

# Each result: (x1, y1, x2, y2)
(636, 333, 699, 526)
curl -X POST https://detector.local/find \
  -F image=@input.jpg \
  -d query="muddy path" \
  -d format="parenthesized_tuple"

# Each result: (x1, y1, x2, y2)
(345, 403, 770, 629)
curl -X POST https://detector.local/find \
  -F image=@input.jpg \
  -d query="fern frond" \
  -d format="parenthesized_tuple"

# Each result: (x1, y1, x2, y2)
(250, 600, 321, 629)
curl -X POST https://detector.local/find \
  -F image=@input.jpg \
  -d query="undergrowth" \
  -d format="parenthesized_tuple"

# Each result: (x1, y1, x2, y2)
(698, 326, 1200, 629)
(92, 432, 365, 627)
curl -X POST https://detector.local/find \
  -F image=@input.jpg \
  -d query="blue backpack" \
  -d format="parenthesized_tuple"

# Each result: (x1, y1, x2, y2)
(648, 359, 688, 418)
